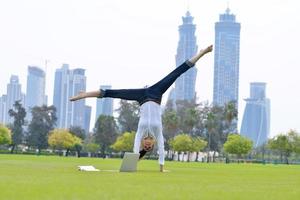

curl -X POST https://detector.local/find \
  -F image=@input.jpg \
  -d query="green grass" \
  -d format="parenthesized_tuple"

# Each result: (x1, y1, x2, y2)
(0, 154, 299, 200)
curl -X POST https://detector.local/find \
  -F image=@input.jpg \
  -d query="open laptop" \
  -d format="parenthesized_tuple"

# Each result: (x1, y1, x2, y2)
(119, 152, 139, 172)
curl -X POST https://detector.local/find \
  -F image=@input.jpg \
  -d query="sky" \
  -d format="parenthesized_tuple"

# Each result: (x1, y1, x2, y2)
(0, 0, 299, 137)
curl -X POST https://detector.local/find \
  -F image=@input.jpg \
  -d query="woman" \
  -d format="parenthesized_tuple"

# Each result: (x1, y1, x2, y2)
(70, 45, 213, 172)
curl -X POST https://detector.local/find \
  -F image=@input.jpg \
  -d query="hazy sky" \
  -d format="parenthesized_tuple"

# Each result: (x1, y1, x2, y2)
(0, 0, 299, 137)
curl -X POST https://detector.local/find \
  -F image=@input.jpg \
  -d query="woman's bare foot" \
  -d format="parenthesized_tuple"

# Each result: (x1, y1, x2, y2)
(202, 45, 213, 54)
(189, 45, 213, 64)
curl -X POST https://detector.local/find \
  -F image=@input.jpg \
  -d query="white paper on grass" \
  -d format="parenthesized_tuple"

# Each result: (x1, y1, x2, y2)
(78, 165, 100, 171)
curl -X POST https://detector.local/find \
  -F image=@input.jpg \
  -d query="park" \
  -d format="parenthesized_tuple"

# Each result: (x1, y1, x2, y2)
(0, 154, 299, 200)
(1, 1, 300, 200)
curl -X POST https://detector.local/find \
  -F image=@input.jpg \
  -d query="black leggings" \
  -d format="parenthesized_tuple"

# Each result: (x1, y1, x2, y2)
(100, 60, 194, 105)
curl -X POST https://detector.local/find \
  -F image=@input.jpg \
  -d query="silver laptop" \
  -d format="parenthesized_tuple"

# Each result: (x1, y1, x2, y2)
(119, 152, 139, 172)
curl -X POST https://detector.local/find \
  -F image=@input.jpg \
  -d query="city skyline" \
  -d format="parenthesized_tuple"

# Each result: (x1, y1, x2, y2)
(0, 0, 299, 136)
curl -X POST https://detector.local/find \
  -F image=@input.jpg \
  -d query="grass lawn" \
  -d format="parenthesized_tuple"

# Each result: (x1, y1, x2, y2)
(0, 154, 299, 200)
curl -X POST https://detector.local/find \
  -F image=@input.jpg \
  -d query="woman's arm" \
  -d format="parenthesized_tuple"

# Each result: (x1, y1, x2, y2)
(160, 164, 164, 172)
(70, 90, 101, 101)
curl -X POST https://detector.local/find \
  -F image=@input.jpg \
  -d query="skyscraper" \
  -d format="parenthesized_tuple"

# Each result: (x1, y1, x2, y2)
(70, 68, 86, 129)
(96, 85, 113, 119)
(173, 11, 198, 102)
(0, 95, 7, 123)
(84, 105, 91, 133)
(5, 75, 23, 124)
(53, 64, 87, 129)
(213, 8, 241, 107)
(0, 96, 3, 123)
(53, 64, 68, 128)
(240, 83, 270, 147)
(26, 66, 46, 119)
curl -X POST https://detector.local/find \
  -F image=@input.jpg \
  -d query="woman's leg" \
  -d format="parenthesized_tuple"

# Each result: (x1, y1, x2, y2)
(156, 129, 165, 166)
(133, 129, 143, 153)
(103, 88, 145, 103)
(70, 88, 146, 103)
(149, 61, 194, 95)
(150, 45, 213, 95)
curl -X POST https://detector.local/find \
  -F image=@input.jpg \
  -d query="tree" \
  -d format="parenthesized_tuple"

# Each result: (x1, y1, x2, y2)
(27, 105, 57, 153)
(193, 101, 211, 138)
(116, 100, 139, 133)
(288, 130, 300, 154)
(223, 101, 238, 133)
(82, 132, 100, 157)
(72, 136, 83, 157)
(268, 133, 293, 164)
(94, 115, 118, 157)
(175, 100, 199, 135)
(8, 100, 26, 153)
(162, 109, 179, 150)
(210, 105, 229, 149)
(191, 137, 207, 162)
(48, 129, 82, 156)
(111, 132, 135, 153)
(224, 134, 253, 160)
(68, 126, 86, 157)
(204, 110, 219, 162)
(169, 134, 207, 162)
(190, 137, 207, 153)
(69, 126, 86, 140)
(202, 103, 238, 162)
(182, 107, 200, 136)
(169, 134, 192, 153)
(83, 143, 100, 157)
(0, 124, 12, 145)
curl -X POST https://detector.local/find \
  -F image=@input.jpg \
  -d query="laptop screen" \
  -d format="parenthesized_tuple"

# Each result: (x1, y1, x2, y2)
(119, 152, 139, 172)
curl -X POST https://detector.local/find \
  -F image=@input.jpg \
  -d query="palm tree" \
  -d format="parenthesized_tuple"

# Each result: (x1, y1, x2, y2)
(183, 107, 200, 136)
(224, 101, 238, 133)
(205, 112, 215, 162)
(162, 110, 179, 148)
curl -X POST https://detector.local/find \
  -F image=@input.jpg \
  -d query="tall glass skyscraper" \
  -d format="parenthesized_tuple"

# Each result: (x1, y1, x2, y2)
(26, 66, 46, 120)
(84, 105, 91, 133)
(53, 64, 68, 128)
(96, 85, 113, 119)
(69, 68, 87, 129)
(240, 83, 270, 147)
(213, 8, 241, 107)
(173, 11, 198, 101)
(53, 64, 87, 129)
(5, 75, 23, 124)
(0, 95, 7, 123)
